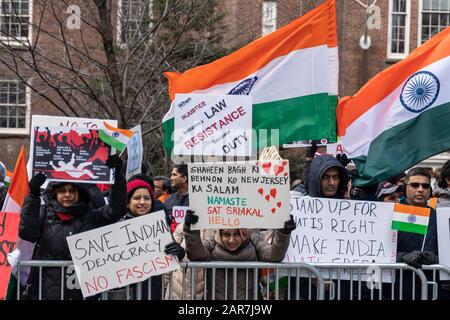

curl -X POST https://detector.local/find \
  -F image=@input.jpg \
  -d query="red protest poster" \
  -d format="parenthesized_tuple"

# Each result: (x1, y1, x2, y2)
(0, 212, 20, 299)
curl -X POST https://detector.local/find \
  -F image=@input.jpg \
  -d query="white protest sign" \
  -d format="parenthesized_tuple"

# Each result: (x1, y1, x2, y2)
(437, 208, 450, 280)
(173, 206, 189, 224)
(173, 94, 253, 156)
(66, 211, 179, 297)
(188, 160, 290, 230)
(285, 196, 397, 264)
(126, 125, 143, 180)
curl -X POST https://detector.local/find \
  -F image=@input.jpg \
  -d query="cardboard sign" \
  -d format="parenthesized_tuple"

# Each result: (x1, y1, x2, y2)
(173, 94, 253, 156)
(188, 161, 290, 230)
(66, 211, 179, 297)
(173, 206, 189, 224)
(126, 125, 143, 180)
(437, 208, 450, 280)
(31, 127, 113, 184)
(0, 212, 20, 299)
(285, 196, 397, 264)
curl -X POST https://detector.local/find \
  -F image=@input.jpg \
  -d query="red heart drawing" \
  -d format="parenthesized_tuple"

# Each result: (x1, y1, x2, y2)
(284, 173, 288, 177)
(277, 202, 282, 208)
(270, 188, 277, 199)
(274, 165, 284, 176)
(271, 208, 276, 214)
(258, 188, 264, 195)
(265, 195, 270, 202)
(282, 161, 288, 166)
(262, 162, 272, 174)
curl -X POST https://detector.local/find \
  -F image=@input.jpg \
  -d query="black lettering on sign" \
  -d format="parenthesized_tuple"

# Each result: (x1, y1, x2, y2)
(0, 240, 16, 266)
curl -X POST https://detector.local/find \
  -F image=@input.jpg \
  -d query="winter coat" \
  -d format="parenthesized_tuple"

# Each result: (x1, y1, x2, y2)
(164, 192, 189, 220)
(434, 187, 450, 208)
(18, 179, 127, 300)
(307, 155, 349, 198)
(164, 224, 215, 300)
(184, 227, 291, 300)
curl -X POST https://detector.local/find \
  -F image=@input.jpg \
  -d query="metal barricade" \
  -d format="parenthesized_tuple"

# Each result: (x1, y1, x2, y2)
(16, 260, 325, 300)
(421, 264, 450, 300)
(310, 263, 429, 300)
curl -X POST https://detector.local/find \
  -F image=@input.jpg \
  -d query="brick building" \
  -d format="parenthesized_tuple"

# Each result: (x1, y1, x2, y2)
(0, 0, 449, 172)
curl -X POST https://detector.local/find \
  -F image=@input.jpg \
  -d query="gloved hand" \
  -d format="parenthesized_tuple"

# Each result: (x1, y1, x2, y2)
(184, 209, 199, 227)
(420, 251, 438, 265)
(164, 241, 185, 261)
(280, 214, 296, 234)
(306, 141, 318, 159)
(28, 173, 46, 197)
(336, 153, 351, 167)
(399, 250, 422, 268)
(106, 154, 124, 180)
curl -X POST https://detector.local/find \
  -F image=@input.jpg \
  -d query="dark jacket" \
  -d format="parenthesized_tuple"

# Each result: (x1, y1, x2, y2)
(308, 155, 349, 198)
(19, 179, 127, 300)
(164, 192, 189, 221)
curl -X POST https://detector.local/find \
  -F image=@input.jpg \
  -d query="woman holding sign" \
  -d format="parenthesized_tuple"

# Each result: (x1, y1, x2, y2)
(18, 155, 127, 300)
(183, 210, 296, 300)
(107, 178, 185, 300)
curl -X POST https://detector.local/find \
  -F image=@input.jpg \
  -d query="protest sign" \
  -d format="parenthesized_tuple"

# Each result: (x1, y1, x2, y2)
(30, 115, 117, 179)
(437, 208, 450, 280)
(188, 161, 290, 230)
(173, 206, 189, 224)
(285, 196, 397, 264)
(283, 139, 330, 148)
(67, 211, 179, 297)
(31, 127, 113, 184)
(173, 94, 253, 156)
(0, 212, 20, 299)
(126, 125, 143, 180)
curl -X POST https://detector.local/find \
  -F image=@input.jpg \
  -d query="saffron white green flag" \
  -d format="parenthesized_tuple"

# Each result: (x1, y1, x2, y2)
(98, 121, 134, 152)
(338, 26, 450, 186)
(391, 204, 430, 235)
(162, 0, 338, 155)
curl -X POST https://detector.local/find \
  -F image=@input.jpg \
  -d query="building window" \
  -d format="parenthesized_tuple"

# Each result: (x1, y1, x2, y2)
(262, 1, 277, 36)
(419, 0, 450, 44)
(118, 0, 153, 45)
(387, 0, 411, 59)
(0, 81, 29, 133)
(0, 0, 31, 42)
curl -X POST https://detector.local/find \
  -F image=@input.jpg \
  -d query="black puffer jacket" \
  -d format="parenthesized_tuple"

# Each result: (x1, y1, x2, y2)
(308, 155, 349, 198)
(19, 179, 127, 300)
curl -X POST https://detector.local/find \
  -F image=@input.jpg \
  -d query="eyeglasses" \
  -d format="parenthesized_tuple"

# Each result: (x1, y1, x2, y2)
(407, 183, 431, 189)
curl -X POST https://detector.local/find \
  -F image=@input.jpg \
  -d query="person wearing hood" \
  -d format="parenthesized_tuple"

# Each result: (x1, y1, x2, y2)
(434, 160, 450, 208)
(183, 210, 296, 300)
(18, 154, 127, 300)
(106, 178, 184, 300)
(307, 154, 349, 199)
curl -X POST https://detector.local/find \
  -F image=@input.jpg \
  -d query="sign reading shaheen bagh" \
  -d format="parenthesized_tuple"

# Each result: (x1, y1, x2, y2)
(188, 161, 290, 230)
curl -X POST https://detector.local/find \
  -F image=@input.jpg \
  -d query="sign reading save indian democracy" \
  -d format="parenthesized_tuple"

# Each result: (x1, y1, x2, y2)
(67, 211, 179, 297)
(188, 161, 290, 230)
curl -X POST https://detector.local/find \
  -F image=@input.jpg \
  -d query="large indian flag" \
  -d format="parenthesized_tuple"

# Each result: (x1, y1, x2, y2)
(162, 0, 338, 155)
(337, 26, 450, 186)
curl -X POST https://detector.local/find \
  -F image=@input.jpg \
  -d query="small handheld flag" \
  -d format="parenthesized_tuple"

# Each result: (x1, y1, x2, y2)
(391, 203, 431, 235)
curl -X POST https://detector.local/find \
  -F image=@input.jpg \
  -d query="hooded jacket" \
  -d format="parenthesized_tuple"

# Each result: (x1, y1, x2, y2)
(19, 179, 127, 300)
(434, 187, 450, 208)
(308, 155, 349, 198)
(184, 227, 290, 300)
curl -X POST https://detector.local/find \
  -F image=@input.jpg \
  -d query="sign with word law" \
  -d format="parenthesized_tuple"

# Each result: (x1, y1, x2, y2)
(285, 196, 397, 264)
(189, 161, 290, 230)
(67, 211, 179, 297)
(173, 94, 252, 156)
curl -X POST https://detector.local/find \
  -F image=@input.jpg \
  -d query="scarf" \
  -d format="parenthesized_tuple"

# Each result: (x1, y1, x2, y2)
(51, 200, 89, 222)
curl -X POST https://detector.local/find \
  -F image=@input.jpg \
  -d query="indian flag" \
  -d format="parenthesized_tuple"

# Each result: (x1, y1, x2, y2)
(337, 26, 450, 186)
(98, 121, 134, 152)
(4, 170, 12, 188)
(162, 0, 338, 155)
(391, 204, 430, 235)
(1, 147, 32, 299)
